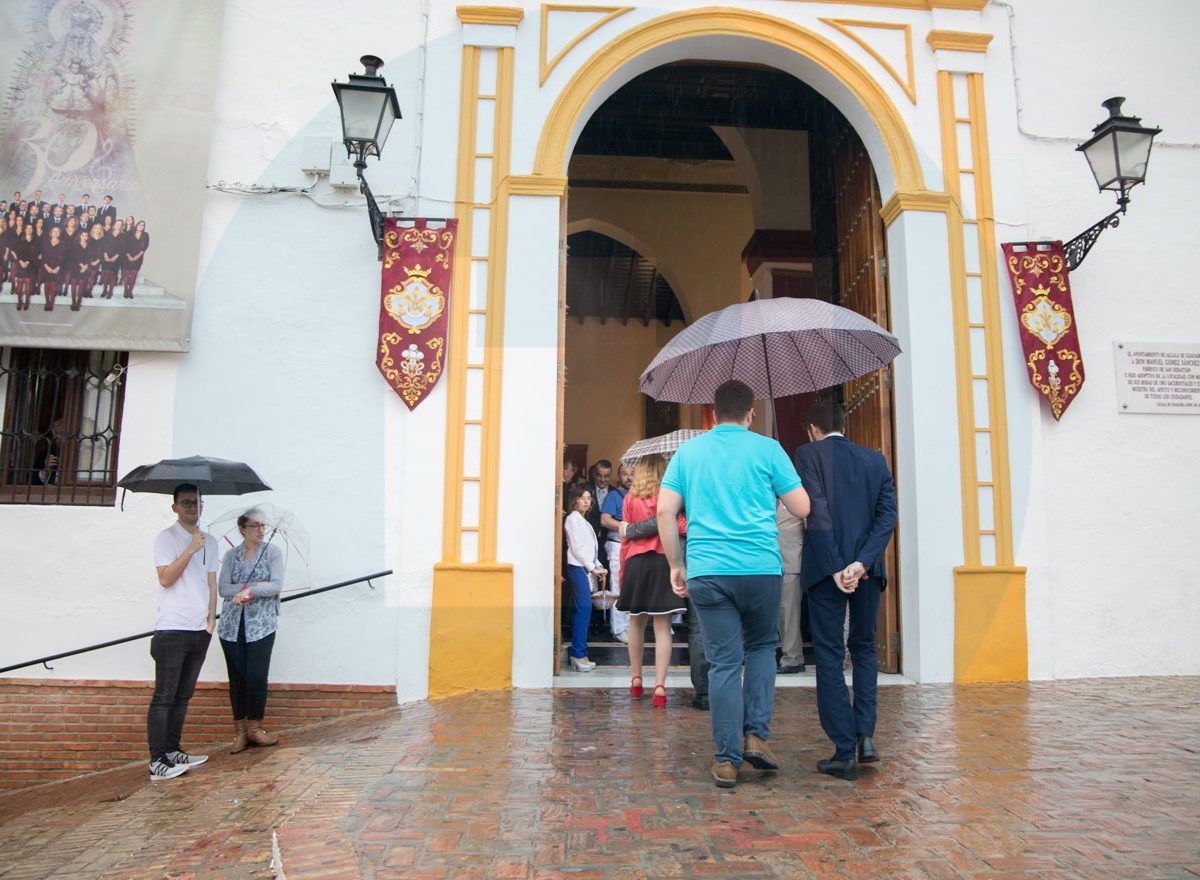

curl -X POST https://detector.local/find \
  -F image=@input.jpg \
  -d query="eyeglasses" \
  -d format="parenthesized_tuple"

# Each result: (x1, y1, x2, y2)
(242, 522, 268, 530)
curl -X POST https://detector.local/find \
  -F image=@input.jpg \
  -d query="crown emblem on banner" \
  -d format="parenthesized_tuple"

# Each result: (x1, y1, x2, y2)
(384, 264, 445, 333)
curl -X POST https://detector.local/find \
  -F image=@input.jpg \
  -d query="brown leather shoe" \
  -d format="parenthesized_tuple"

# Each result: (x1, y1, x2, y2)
(230, 719, 249, 754)
(743, 735, 780, 771)
(710, 762, 738, 788)
(246, 721, 278, 747)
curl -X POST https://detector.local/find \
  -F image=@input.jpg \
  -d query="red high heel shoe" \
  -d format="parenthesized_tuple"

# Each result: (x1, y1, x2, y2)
(651, 685, 667, 708)
(630, 675, 643, 698)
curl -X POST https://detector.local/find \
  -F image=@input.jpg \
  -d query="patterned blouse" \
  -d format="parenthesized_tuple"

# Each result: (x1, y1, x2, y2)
(217, 542, 284, 643)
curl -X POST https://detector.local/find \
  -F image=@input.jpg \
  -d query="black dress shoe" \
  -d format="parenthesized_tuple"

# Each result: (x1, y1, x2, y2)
(816, 756, 858, 780)
(692, 694, 710, 711)
(857, 735, 878, 763)
(776, 663, 805, 674)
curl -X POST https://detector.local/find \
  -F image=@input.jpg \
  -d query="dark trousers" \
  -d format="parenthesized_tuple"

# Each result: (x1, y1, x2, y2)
(685, 597, 709, 698)
(808, 576, 881, 760)
(219, 615, 276, 720)
(147, 629, 211, 762)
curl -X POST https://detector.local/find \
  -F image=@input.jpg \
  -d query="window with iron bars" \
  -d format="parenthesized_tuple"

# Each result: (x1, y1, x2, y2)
(0, 348, 128, 505)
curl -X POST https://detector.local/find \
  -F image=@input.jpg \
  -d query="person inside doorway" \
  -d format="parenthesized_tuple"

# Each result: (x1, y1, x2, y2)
(599, 462, 635, 643)
(583, 459, 613, 571)
(563, 486, 605, 672)
(776, 503, 806, 674)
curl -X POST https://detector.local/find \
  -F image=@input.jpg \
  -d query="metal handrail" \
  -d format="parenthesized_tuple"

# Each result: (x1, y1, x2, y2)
(0, 570, 392, 675)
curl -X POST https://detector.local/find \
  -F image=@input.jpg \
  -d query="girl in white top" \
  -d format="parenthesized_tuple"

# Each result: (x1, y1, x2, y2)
(563, 486, 606, 671)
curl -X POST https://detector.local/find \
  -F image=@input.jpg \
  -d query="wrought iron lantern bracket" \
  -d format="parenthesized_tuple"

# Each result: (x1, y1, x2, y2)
(1063, 207, 1123, 272)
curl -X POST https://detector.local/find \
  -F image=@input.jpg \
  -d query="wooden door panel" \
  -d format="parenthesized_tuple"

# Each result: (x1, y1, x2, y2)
(833, 129, 901, 674)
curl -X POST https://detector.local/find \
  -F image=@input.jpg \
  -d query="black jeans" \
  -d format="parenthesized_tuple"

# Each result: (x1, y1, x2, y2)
(219, 614, 275, 721)
(147, 629, 211, 762)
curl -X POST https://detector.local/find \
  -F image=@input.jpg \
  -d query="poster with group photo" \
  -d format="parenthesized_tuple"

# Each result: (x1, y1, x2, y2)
(0, 0, 222, 351)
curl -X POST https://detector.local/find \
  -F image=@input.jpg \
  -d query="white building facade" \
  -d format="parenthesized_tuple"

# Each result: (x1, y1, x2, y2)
(2, 0, 1198, 703)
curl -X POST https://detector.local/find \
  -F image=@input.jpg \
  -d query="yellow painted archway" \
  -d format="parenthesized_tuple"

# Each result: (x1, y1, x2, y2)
(528, 7, 1026, 684)
(533, 7, 928, 197)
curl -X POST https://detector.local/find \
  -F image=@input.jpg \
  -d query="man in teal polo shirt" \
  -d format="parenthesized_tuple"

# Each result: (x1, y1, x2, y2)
(657, 380, 810, 788)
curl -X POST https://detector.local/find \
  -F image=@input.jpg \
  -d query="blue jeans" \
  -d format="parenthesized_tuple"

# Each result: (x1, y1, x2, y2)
(807, 576, 881, 760)
(566, 565, 592, 659)
(688, 574, 781, 766)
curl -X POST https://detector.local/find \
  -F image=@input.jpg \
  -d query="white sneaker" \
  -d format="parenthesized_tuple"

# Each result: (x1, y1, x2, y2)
(149, 758, 189, 780)
(166, 750, 209, 767)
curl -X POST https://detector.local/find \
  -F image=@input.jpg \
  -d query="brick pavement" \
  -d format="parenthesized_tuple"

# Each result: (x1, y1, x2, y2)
(0, 677, 1197, 879)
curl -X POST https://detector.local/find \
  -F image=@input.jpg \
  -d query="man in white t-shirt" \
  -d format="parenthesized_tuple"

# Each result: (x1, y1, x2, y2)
(146, 483, 218, 780)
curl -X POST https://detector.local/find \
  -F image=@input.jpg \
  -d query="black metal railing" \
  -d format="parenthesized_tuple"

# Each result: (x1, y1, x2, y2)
(0, 570, 392, 675)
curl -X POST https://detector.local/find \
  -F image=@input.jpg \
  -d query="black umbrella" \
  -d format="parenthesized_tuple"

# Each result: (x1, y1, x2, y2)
(118, 455, 271, 498)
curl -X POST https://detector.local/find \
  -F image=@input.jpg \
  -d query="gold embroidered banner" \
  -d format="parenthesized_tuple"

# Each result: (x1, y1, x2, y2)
(377, 218, 458, 410)
(1001, 241, 1085, 420)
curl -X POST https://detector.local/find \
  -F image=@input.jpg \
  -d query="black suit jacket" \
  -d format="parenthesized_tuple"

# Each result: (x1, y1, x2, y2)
(97, 205, 117, 222)
(582, 482, 610, 536)
(794, 434, 896, 591)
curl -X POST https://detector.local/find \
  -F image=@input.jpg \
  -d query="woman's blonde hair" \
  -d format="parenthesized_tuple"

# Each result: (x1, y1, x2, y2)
(630, 453, 666, 498)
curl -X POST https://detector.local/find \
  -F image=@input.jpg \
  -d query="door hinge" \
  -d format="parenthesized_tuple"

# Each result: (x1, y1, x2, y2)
(878, 255, 887, 276)
(890, 633, 900, 653)
(882, 366, 893, 390)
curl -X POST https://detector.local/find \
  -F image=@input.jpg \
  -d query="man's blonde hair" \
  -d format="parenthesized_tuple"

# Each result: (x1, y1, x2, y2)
(630, 453, 667, 498)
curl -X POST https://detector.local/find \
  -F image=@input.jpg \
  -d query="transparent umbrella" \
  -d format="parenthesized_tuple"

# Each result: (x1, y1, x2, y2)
(206, 502, 312, 594)
(620, 428, 706, 465)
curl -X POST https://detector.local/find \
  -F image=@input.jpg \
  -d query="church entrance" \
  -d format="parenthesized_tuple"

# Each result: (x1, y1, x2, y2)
(556, 61, 901, 675)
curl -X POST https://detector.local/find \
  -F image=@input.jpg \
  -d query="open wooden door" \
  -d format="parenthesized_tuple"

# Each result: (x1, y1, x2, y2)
(833, 128, 901, 673)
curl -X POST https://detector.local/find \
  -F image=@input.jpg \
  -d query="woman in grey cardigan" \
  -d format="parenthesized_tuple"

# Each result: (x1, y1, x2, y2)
(218, 508, 284, 751)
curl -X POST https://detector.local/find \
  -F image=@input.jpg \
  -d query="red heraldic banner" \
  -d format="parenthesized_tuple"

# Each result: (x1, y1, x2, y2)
(1001, 241, 1085, 420)
(377, 218, 459, 410)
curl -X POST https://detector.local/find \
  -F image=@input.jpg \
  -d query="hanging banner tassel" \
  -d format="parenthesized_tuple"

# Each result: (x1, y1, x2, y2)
(1001, 240, 1086, 420)
(376, 218, 458, 410)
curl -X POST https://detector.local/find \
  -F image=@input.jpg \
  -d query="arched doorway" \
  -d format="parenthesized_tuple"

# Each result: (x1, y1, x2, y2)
(557, 58, 902, 674)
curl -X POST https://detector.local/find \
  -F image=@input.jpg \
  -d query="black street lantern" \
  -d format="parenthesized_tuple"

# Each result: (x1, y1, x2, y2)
(332, 55, 402, 258)
(1065, 97, 1161, 271)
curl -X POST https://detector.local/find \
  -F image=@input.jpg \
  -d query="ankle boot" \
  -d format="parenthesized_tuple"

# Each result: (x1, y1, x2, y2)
(246, 720, 278, 747)
(230, 719, 249, 754)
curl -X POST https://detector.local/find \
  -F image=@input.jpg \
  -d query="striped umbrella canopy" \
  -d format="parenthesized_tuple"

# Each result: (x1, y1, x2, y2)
(620, 428, 706, 465)
(639, 298, 901, 402)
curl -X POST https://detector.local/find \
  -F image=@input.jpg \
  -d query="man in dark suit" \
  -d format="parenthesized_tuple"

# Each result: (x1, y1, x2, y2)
(794, 398, 896, 781)
(97, 195, 117, 223)
(583, 459, 613, 569)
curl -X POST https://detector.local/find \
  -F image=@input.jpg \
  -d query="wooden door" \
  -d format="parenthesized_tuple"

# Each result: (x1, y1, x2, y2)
(833, 129, 901, 673)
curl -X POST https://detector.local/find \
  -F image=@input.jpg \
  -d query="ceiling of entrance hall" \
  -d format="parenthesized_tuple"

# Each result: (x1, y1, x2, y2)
(573, 63, 824, 163)
(565, 63, 828, 326)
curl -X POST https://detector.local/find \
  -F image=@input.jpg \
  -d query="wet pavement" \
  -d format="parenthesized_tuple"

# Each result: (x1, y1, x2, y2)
(0, 677, 1197, 879)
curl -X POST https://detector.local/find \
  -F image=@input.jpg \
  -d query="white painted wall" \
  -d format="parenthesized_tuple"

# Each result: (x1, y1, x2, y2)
(4, 1, 1198, 691)
(0, 2, 461, 695)
(993, 0, 1200, 678)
